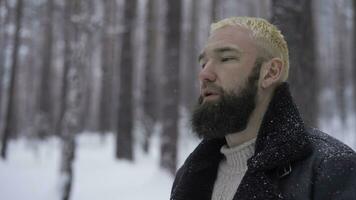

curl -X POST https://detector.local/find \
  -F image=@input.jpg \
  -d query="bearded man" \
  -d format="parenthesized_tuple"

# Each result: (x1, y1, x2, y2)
(170, 17, 356, 200)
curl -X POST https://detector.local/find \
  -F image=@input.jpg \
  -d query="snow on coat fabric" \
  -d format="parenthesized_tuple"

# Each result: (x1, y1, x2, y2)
(170, 82, 356, 200)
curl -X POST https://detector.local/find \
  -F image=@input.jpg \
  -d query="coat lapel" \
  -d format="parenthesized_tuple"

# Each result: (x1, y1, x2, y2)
(171, 138, 225, 200)
(234, 83, 312, 200)
(251, 83, 312, 171)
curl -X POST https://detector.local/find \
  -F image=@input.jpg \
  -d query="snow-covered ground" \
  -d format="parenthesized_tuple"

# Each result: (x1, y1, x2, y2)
(0, 132, 197, 200)
(0, 137, 60, 200)
(0, 113, 354, 200)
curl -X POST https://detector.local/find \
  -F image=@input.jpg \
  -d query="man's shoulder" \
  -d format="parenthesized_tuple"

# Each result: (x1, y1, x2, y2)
(301, 128, 356, 198)
(305, 127, 356, 167)
(306, 127, 355, 156)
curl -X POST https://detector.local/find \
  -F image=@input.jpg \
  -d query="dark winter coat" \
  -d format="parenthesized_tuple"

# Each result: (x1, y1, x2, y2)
(170, 83, 356, 200)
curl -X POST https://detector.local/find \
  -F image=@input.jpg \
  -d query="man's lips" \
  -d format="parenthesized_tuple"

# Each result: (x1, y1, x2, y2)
(202, 90, 220, 98)
(204, 94, 219, 101)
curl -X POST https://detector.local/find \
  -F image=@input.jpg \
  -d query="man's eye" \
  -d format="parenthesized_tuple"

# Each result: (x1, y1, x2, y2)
(200, 63, 206, 69)
(221, 57, 236, 62)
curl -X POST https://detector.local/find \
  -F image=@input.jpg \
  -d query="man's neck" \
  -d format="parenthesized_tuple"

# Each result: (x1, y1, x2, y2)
(225, 89, 273, 148)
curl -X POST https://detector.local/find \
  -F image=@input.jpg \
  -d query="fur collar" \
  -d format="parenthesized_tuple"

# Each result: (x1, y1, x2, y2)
(171, 82, 312, 200)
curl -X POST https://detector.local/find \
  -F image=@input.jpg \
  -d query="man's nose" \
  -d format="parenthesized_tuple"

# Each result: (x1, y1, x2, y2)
(198, 62, 217, 83)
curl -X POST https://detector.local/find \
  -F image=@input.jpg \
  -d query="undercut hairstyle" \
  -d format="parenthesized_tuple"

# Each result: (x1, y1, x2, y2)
(210, 17, 290, 81)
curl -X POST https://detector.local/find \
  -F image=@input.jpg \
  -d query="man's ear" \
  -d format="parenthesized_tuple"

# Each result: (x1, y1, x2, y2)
(260, 58, 284, 89)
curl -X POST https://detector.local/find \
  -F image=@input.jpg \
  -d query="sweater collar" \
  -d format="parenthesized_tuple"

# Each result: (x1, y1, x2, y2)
(220, 138, 256, 172)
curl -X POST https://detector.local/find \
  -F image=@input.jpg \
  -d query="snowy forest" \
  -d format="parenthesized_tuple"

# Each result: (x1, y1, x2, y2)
(0, 0, 356, 199)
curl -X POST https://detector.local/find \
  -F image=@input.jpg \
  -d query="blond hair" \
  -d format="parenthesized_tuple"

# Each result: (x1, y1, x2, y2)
(211, 17, 289, 81)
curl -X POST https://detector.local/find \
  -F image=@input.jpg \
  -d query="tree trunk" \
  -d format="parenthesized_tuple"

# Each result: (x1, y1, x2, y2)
(58, 0, 74, 198)
(56, 1, 71, 137)
(58, 0, 86, 199)
(99, 0, 116, 133)
(80, 0, 96, 132)
(334, 1, 347, 125)
(142, 0, 158, 152)
(353, 0, 356, 148)
(0, 0, 11, 126)
(1, 0, 24, 159)
(353, 0, 356, 116)
(271, 0, 318, 127)
(211, 0, 218, 22)
(37, 0, 54, 138)
(116, 0, 137, 160)
(160, 0, 181, 175)
(182, 0, 199, 111)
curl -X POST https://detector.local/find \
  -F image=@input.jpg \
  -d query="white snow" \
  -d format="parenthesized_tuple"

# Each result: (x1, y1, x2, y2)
(1, 113, 353, 200)
(0, 133, 178, 200)
(0, 138, 60, 200)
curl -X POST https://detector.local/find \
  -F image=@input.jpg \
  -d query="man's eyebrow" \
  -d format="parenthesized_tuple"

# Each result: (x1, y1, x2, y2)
(198, 46, 243, 62)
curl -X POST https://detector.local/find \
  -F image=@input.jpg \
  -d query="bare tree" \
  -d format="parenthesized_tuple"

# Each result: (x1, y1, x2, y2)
(0, 0, 10, 124)
(1, 0, 24, 159)
(182, 0, 199, 110)
(160, 0, 182, 174)
(334, 1, 347, 125)
(55, 1, 70, 137)
(142, 0, 158, 152)
(36, 0, 54, 138)
(352, 0, 356, 148)
(57, 0, 88, 198)
(79, 0, 96, 131)
(99, 0, 117, 133)
(211, 0, 218, 22)
(58, 0, 75, 197)
(353, 0, 356, 128)
(116, 0, 137, 160)
(271, 0, 318, 127)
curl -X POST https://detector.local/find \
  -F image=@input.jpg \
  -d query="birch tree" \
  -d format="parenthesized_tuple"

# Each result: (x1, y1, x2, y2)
(58, 0, 88, 199)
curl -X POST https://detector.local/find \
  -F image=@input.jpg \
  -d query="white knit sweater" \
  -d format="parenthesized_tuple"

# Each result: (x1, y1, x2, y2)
(211, 138, 256, 200)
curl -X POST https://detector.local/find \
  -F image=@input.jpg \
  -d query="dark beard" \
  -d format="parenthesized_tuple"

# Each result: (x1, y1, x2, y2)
(191, 59, 262, 139)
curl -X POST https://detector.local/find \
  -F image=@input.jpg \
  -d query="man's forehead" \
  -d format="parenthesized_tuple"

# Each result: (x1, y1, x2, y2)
(200, 44, 244, 56)
(201, 26, 256, 56)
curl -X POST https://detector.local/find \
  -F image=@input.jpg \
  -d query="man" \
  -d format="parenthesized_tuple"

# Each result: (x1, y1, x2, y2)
(170, 17, 356, 200)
